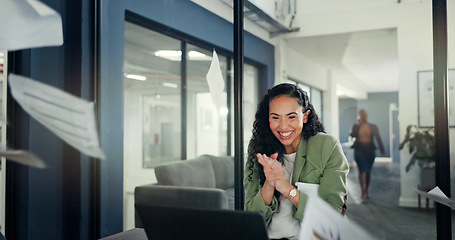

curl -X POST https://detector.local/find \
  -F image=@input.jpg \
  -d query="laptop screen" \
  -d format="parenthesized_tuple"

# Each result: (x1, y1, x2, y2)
(135, 204, 268, 240)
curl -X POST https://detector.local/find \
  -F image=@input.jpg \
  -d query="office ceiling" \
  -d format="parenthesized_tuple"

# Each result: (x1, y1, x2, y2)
(286, 28, 399, 94)
(126, 0, 401, 98)
(285, 0, 401, 96)
(124, 22, 214, 96)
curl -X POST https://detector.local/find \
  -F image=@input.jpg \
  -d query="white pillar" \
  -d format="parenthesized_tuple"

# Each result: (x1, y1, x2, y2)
(397, 1, 432, 207)
(323, 70, 340, 139)
(274, 37, 288, 85)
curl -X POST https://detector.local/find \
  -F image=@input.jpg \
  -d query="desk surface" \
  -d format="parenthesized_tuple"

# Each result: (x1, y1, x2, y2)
(99, 228, 147, 240)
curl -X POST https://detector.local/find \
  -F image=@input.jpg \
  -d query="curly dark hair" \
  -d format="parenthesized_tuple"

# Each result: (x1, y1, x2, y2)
(246, 83, 325, 190)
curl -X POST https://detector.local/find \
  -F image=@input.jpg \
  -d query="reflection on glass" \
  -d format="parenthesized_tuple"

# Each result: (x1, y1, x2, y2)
(186, 45, 228, 158)
(124, 22, 181, 168)
(310, 88, 322, 119)
(285, 79, 323, 120)
(229, 62, 259, 160)
(297, 83, 311, 100)
(0, 49, 6, 235)
(243, 64, 259, 158)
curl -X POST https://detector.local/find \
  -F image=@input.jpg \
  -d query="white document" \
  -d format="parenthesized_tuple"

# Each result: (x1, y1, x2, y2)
(414, 186, 455, 209)
(296, 182, 319, 197)
(299, 196, 374, 240)
(8, 74, 105, 159)
(0, 147, 46, 168)
(0, 0, 63, 51)
(206, 50, 225, 109)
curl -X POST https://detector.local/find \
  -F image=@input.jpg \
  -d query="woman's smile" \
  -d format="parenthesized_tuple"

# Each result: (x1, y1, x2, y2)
(278, 130, 294, 139)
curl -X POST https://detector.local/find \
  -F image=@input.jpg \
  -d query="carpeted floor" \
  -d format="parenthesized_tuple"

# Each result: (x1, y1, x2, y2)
(346, 161, 401, 206)
(345, 161, 455, 240)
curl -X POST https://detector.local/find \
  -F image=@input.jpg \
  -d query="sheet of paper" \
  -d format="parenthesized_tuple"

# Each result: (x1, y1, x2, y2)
(299, 196, 374, 240)
(296, 182, 319, 197)
(428, 186, 447, 197)
(205, 50, 225, 109)
(8, 74, 105, 159)
(0, 147, 46, 168)
(413, 187, 455, 209)
(0, 0, 63, 51)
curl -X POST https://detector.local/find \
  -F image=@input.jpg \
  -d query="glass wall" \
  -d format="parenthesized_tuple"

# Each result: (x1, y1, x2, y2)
(124, 22, 182, 169)
(123, 20, 260, 229)
(286, 78, 323, 121)
(124, 21, 259, 169)
(309, 88, 322, 119)
(186, 44, 229, 158)
(241, 63, 259, 158)
(0, 50, 6, 237)
(119, 1, 453, 238)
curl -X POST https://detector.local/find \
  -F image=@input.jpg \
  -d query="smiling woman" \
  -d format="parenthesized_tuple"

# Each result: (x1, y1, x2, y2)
(244, 83, 349, 240)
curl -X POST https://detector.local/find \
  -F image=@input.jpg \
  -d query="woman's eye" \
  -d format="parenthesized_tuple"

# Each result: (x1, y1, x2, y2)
(272, 116, 279, 120)
(289, 116, 296, 119)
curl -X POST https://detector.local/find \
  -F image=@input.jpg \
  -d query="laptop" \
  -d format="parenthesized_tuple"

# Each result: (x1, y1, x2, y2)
(135, 204, 269, 240)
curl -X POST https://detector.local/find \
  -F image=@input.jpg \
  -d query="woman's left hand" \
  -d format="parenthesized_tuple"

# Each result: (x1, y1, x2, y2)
(257, 153, 286, 188)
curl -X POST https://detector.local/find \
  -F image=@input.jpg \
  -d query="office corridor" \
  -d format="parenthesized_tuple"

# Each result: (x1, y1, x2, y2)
(347, 161, 401, 206)
(345, 161, 455, 239)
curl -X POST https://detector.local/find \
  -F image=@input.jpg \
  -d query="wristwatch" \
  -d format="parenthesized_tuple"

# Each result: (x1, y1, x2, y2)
(288, 188, 297, 199)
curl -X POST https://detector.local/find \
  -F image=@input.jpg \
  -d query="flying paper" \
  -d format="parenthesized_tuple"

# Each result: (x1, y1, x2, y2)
(206, 50, 225, 109)
(296, 182, 319, 197)
(0, 0, 63, 51)
(8, 74, 105, 159)
(299, 196, 374, 240)
(0, 147, 46, 168)
(414, 186, 455, 209)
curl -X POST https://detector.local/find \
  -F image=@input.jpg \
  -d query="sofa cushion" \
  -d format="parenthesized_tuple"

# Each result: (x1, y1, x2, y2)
(208, 155, 235, 189)
(224, 187, 235, 210)
(155, 155, 216, 188)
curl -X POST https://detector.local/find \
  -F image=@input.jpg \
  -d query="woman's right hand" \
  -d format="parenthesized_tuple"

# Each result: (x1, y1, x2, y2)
(257, 153, 284, 189)
(257, 153, 284, 205)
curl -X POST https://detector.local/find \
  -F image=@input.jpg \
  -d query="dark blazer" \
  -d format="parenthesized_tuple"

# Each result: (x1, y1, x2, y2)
(350, 123, 385, 154)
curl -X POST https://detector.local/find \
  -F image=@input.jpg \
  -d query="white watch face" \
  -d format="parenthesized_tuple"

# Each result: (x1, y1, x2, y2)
(290, 189, 297, 197)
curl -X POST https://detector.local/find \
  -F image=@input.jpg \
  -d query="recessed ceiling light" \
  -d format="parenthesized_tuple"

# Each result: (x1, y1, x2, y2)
(219, 107, 229, 116)
(154, 50, 181, 61)
(188, 50, 211, 61)
(162, 82, 178, 88)
(154, 50, 212, 61)
(126, 74, 146, 81)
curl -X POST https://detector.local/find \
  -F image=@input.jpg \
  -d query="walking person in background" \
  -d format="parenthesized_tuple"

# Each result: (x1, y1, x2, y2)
(350, 109, 385, 200)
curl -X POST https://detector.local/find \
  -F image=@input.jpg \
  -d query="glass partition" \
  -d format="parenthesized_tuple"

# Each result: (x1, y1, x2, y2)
(310, 88, 322, 119)
(0, 50, 6, 237)
(123, 16, 260, 229)
(297, 83, 311, 100)
(286, 79, 323, 121)
(186, 44, 228, 158)
(283, 2, 447, 238)
(118, 0, 453, 238)
(123, 21, 183, 230)
(242, 63, 259, 158)
(124, 22, 181, 169)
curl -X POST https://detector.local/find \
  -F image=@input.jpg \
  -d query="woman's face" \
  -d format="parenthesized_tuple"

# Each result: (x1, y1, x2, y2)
(269, 95, 309, 154)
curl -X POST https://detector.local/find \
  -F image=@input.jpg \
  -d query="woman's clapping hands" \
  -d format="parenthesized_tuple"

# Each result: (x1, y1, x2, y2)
(256, 153, 287, 191)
